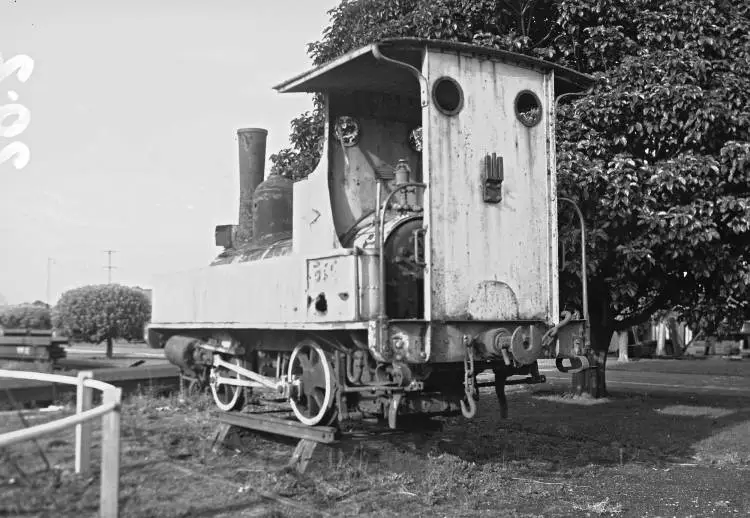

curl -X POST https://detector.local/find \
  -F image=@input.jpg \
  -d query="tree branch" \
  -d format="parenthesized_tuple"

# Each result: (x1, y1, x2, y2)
(533, 26, 556, 49)
(501, 0, 522, 16)
(613, 290, 671, 330)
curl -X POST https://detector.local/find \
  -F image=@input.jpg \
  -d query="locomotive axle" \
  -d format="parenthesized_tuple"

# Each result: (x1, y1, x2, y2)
(211, 354, 290, 397)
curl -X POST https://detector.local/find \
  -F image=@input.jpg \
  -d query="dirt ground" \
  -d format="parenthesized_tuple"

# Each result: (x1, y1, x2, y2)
(2, 374, 749, 518)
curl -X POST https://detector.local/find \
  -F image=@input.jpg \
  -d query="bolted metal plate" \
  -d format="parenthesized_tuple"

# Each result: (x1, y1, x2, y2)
(510, 325, 542, 365)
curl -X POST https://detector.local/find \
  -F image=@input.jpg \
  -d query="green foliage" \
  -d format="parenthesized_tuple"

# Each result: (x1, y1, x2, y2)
(273, 0, 750, 342)
(556, 0, 750, 339)
(306, 0, 560, 65)
(55, 284, 151, 344)
(0, 303, 52, 330)
(269, 103, 326, 181)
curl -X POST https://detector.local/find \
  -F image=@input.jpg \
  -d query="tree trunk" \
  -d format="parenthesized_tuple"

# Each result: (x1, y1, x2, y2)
(106, 336, 113, 358)
(617, 330, 630, 362)
(656, 321, 666, 356)
(572, 277, 612, 398)
(666, 313, 684, 357)
(571, 349, 608, 398)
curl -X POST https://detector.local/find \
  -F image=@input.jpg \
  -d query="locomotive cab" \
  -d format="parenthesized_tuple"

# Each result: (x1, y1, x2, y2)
(275, 38, 593, 360)
(148, 39, 594, 428)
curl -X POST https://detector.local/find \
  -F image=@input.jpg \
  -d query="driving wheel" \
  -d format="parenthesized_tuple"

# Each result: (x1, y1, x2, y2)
(210, 356, 245, 412)
(288, 340, 337, 426)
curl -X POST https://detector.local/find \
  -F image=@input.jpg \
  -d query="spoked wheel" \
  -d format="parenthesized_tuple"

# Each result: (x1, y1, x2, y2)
(210, 356, 246, 412)
(288, 340, 337, 426)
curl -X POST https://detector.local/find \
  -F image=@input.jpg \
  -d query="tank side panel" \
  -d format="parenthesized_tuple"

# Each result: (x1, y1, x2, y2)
(424, 51, 554, 323)
(150, 256, 304, 325)
(292, 97, 342, 255)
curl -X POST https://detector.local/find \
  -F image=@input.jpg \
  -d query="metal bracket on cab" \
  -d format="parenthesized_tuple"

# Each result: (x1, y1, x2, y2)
(482, 153, 504, 204)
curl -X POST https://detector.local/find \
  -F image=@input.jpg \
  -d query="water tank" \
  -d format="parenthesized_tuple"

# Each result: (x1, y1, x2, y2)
(252, 172, 293, 245)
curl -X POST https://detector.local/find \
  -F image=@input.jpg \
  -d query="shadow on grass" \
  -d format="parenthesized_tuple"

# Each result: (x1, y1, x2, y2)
(410, 386, 750, 471)
(186, 500, 279, 518)
(210, 384, 750, 482)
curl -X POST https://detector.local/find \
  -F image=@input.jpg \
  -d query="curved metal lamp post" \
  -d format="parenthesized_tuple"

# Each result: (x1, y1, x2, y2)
(555, 90, 592, 347)
(558, 197, 589, 327)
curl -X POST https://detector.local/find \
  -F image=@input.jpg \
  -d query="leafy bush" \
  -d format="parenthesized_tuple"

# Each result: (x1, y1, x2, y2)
(0, 302, 52, 330)
(56, 284, 151, 356)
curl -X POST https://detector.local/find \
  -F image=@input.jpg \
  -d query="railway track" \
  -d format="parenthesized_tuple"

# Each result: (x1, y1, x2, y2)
(0, 364, 180, 408)
(6, 357, 744, 412)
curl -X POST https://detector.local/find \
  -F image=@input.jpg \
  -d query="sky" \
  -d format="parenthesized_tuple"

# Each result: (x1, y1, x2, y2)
(0, 0, 338, 305)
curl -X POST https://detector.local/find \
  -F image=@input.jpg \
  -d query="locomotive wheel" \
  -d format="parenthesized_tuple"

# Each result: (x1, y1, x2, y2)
(186, 377, 204, 397)
(288, 340, 337, 426)
(210, 357, 245, 412)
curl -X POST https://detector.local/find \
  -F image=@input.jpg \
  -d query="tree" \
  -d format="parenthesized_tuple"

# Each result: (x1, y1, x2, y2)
(55, 284, 152, 358)
(0, 303, 52, 330)
(272, 0, 750, 396)
(555, 0, 750, 394)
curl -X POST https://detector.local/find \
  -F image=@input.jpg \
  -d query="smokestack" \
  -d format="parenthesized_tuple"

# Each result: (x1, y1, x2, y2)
(236, 128, 268, 246)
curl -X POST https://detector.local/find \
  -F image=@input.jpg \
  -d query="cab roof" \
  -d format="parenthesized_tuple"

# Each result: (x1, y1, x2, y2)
(274, 38, 595, 97)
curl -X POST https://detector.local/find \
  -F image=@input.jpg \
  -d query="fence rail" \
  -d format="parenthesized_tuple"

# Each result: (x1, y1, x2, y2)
(0, 369, 122, 518)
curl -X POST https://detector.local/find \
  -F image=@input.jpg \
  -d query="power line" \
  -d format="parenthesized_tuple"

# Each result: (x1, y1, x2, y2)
(103, 250, 117, 283)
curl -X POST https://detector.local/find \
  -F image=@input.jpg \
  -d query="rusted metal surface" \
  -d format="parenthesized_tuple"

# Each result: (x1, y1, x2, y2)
(306, 254, 360, 322)
(423, 48, 558, 324)
(211, 235, 293, 266)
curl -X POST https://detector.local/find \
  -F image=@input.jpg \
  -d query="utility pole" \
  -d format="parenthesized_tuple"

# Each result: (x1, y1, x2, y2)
(46, 257, 53, 305)
(103, 250, 117, 283)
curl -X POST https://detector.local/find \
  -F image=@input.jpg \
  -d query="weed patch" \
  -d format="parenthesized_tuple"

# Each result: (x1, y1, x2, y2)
(1, 387, 749, 517)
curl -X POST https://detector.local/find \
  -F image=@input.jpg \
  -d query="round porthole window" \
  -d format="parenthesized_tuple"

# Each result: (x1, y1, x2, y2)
(334, 116, 361, 146)
(432, 77, 463, 116)
(514, 90, 542, 127)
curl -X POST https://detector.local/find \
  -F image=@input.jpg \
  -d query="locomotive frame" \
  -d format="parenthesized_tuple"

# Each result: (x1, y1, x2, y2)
(146, 38, 595, 429)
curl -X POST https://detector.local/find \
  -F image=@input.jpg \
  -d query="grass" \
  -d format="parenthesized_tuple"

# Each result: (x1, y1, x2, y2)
(1, 384, 750, 517)
(606, 355, 750, 377)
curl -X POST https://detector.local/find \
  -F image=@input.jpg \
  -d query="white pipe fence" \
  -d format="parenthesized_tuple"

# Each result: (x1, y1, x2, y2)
(0, 369, 122, 518)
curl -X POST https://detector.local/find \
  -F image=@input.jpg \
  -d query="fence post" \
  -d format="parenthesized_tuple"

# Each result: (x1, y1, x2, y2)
(100, 387, 122, 518)
(75, 371, 94, 475)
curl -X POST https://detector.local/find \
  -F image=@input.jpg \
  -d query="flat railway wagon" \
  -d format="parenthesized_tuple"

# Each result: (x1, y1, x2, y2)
(0, 328, 67, 364)
(146, 38, 595, 429)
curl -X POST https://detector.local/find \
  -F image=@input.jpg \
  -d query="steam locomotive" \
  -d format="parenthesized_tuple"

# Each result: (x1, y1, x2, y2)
(146, 38, 594, 428)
